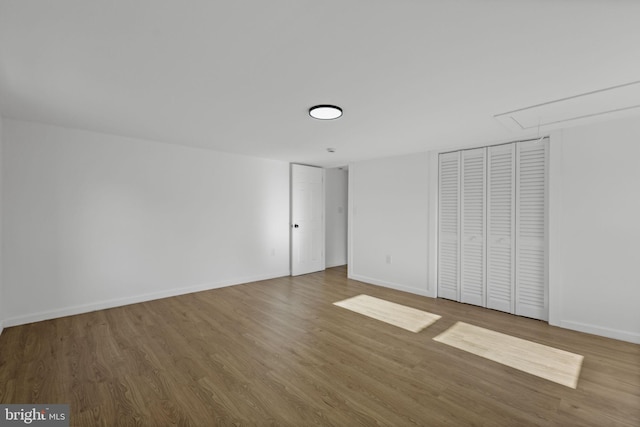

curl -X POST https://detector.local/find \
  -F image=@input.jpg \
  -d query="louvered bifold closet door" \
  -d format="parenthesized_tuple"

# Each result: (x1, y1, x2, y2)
(515, 138, 549, 320)
(486, 143, 516, 313)
(438, 151, 461, 301)
(460, 148, 486, 306)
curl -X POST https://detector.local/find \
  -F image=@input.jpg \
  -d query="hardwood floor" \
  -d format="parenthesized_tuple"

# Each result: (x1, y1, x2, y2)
(1, 266, 638, 426)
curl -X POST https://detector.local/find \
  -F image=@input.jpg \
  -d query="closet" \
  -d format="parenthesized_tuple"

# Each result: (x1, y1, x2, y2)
(437, 138, 548, 321)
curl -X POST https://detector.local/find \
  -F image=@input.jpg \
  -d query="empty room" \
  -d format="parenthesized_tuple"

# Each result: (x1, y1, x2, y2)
(1, 1, 639, 426)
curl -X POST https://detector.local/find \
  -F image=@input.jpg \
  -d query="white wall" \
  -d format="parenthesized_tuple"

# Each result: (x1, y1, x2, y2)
(0, 114, 4, 335)
(349, 153, 430, 295)
(325, 168, 348, 268)
(549, 117, 640, 343)
(1, 119, 290, 326)
(348, 117, 639, 343)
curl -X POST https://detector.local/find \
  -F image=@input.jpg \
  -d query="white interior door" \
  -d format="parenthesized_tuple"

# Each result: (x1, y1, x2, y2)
(291, 164, 325, 276)
(487, 143, 516, 313)
(460, 148, 486, 306)
(438, 151, 461, 301)
(515, 139, 549, 320)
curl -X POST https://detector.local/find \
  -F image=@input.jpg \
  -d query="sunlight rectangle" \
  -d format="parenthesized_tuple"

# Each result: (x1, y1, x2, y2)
(333, 294, 441, 333)
(433, 322, 584, 388)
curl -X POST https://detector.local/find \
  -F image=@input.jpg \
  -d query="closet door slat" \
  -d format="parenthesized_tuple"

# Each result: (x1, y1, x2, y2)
(460, 148, 486, 306)
(487, 143, 516, 313)
(438, 151, 461, 301)
(515, 139, 549, 321)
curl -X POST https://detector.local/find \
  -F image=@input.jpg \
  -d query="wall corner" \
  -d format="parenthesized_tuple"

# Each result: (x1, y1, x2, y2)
(426, 150, 439, 298)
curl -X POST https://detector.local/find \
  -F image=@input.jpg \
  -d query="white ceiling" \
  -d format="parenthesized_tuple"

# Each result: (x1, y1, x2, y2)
(1, 0, 640, 167)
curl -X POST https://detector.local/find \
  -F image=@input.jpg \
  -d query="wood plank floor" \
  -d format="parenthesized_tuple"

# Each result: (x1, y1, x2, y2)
(1, 266, 638, 426)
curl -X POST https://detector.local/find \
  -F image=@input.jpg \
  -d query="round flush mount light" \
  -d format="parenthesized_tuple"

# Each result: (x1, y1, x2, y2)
(309, 105, 343, 120)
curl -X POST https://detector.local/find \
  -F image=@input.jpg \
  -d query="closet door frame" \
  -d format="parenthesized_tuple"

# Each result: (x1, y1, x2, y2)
(434, 138, 549, 322)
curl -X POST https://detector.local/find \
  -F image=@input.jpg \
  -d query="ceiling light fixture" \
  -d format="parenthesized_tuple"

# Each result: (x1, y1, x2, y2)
(309, 105, 343, 120)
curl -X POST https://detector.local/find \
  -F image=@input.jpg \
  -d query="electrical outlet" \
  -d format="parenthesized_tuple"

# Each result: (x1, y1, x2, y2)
(386, 255, 392, 264)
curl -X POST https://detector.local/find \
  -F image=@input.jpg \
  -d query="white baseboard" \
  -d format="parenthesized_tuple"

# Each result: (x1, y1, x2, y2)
(559, 320, 640, 344)
(2, 271, 290, 328)
(325, 261, 347, 269)
(348, 273, 433, 298)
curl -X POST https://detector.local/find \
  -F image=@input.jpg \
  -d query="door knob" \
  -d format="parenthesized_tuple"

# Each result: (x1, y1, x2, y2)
(294, 224, 299, 228)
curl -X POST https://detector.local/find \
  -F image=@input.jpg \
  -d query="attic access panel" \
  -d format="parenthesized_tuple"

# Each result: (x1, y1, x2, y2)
(495, 80, 640, 131)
